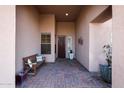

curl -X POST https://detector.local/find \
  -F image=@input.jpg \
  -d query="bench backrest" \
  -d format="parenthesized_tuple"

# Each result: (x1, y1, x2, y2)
(23, 54, 37, 71)
(23, 54, 37, 63)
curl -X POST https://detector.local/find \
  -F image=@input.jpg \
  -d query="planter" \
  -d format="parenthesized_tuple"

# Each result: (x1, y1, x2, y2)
(99, 64, 111, 83)
(69, 53, 74, 60)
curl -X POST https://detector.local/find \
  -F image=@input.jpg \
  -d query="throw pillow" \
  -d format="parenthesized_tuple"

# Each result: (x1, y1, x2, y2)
(36, 55, 43, 62)
(27, 59, 32, 68)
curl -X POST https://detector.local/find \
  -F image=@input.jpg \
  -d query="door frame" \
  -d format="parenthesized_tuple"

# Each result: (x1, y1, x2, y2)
(56, 35, 66, 58)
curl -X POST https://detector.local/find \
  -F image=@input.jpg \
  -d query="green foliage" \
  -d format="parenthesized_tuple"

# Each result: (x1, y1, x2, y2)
(103, 44, 112, 66)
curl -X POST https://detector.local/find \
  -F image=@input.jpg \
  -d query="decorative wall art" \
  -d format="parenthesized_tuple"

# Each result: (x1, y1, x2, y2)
(78, 37, 83, 45)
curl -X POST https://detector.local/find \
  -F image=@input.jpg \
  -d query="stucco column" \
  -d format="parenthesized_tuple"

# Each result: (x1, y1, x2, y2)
(112, 5, 124, 88)
(0, 5, 15, 88)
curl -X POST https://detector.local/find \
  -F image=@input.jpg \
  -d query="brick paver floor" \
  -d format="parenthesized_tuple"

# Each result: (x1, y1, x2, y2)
(17, 59, 111, 88)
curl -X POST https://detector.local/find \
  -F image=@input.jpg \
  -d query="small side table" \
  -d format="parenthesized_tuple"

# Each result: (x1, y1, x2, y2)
(16, 71, 27, 86)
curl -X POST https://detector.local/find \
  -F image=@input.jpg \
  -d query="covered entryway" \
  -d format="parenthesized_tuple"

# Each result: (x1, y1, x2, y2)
(16, 5, 112, 88)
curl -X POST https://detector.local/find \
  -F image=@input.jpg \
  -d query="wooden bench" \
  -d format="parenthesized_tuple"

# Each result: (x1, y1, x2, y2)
(23, 54, 45, 75)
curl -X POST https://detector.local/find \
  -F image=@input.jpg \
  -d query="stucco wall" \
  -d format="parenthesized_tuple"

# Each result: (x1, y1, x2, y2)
(112, 6, 124, 88)
(76, 5, 109, 71)
(0, 5, 15, 87)
(16, 6, 41, 73)
(89, 19, 112, 72)
(56, 22, 75, 58)
(40, 14, 55, 62)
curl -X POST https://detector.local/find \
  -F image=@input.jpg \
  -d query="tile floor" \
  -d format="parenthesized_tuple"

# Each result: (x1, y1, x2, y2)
(17, 59, 111, 88)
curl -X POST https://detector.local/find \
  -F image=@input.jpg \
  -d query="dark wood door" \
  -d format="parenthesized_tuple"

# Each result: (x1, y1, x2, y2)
(58, 36, 65, 58)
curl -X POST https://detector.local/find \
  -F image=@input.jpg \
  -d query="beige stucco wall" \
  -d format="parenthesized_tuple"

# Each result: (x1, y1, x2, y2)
(89, 19, 112, 72)
(112, 5, 124, 88)
(56, 22, 75, 58)
(16, 6, 41, 73)
(0, 5, 15, 87)
(40, 14, 55, 62)
(76, 5, 109, 71)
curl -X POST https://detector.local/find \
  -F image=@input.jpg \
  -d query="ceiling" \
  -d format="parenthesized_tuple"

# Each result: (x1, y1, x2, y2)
(36, 5, 82, 22)
(92, 6, 112, 23)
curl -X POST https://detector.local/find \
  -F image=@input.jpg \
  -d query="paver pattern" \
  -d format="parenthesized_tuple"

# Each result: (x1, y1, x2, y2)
(18, 59, 111, 88)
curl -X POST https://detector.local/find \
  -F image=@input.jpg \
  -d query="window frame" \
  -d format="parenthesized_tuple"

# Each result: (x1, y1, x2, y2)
(41, 33, 51, 54)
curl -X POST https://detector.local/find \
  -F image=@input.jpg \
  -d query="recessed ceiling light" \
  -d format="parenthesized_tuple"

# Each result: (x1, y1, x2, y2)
(65, 13, 69, 16)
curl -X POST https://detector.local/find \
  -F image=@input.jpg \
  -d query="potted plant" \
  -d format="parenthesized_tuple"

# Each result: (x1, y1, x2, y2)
(99, 44, 112, 83)
(103, 44, 112, 66)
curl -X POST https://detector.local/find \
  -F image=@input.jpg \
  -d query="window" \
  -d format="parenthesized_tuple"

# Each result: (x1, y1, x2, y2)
(41, 33, 51, 54)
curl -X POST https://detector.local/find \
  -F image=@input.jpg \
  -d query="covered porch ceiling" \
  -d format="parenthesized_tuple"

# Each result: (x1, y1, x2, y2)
(35, 5, 83, 22)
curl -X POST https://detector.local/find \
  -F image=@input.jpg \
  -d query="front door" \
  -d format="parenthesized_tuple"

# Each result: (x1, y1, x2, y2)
(58, 36, 65, 58)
